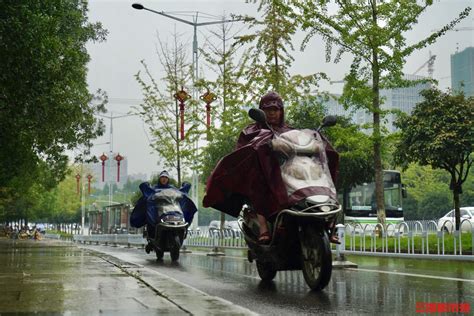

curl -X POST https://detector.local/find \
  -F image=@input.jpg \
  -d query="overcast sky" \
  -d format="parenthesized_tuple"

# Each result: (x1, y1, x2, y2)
(85, 0, 473, 179)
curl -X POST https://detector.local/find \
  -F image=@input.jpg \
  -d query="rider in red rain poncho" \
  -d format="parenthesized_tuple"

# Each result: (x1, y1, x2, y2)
(203, 91, 340, 243)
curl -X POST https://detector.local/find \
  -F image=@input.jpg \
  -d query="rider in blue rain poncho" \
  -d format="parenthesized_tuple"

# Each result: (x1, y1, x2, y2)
(130, 170, 197, 237)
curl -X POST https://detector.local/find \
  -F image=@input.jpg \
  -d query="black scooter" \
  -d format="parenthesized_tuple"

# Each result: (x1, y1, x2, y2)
(241, 109, 341, 291)
(144, 188, 188, 261)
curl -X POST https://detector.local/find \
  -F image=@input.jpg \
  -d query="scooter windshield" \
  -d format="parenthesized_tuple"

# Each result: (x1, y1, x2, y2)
(151, 188, 184, 218)
(272, 129, 337, 201)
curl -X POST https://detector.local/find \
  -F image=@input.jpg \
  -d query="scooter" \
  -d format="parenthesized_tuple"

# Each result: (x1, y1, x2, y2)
(144, 188, 188, 261)
(132, 182, 197, 262)
(240, 109, 341, 291)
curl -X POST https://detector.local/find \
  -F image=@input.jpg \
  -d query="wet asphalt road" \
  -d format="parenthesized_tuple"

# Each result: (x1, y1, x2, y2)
(80, 244, 474, 315)
(0, 239, 255, 315)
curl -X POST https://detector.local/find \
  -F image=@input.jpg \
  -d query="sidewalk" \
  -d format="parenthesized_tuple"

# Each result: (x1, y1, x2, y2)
(0, 238, 256, 315)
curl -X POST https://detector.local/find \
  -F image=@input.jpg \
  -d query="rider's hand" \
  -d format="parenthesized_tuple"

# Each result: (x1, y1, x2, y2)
(271, 138, 293, 157)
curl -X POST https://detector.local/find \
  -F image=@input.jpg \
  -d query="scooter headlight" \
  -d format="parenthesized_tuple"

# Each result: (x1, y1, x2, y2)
(319, 205, 331, 212)
(161, 214, 184, 223)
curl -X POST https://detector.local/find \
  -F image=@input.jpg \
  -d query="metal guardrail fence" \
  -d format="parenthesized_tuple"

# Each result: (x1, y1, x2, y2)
(335, 221, 474, 261)
(70, 220, 473, 260)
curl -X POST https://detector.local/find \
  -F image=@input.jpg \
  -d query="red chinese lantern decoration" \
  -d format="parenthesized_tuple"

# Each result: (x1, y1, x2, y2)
(174, 87, 191, 140)
(86, 174, 93, 194)
(99, 153, 108, 182)
(200, 89, 217, 130)
(75, 174, 81, 195)
(114, 153, 124, 182)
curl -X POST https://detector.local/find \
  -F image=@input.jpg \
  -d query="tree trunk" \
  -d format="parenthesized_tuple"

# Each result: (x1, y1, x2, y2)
(371, 3, 386, 228)
(372, 67, 385, 227)
(453, 179, 461, 231)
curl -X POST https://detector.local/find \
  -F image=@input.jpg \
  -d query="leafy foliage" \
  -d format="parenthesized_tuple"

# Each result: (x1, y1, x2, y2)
(199, 21, 251, 182)
(394, 89, 473, 174)
(134, 32, 199, 186)
(293, 0, 471, 226)
(394, 88, 473, 228)
(236, 0, 327, 108)
(0, 1, 107, 218)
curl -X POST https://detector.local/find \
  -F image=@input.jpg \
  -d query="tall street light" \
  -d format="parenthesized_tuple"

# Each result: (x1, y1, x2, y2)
(132, 3, 241, 228)
(76, 141, 109, 235)
(98, 112, 137, 208)
(132, 3, 240, 87)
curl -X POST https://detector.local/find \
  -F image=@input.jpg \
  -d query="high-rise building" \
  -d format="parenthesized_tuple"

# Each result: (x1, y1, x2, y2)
(451, 47, 474, 97)
(323, 94, 368, 127)
(381, 74, 431, 133)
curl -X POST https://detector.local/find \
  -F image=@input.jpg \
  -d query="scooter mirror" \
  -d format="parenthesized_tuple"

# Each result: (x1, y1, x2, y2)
(249, 108, 268, 125)
(249, 108, 273, 131)
(322, 115, 337, 128)
(317, 115, 337, 132)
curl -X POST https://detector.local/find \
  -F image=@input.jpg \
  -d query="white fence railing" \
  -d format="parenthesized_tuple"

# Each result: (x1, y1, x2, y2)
(70, 220, 473, 260)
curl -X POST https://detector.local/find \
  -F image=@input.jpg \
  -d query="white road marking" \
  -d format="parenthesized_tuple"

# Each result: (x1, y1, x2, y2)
(347, 268, 474, 283)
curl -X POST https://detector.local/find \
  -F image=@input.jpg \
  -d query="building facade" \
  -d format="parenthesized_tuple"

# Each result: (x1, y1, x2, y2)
(451, 47, 474, 97)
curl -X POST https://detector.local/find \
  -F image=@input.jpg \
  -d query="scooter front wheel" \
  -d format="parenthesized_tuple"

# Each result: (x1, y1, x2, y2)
(170, 235, 181, 261)
(155, 246, 164, 261)
(256, 260, 277, 281)
(300, 227, 332, 291)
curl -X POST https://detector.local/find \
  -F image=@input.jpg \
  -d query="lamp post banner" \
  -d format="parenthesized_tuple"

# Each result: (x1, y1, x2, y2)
(75, 174, 81, 195)
(87, 174, 93, 194)
(99, 153, 108, 182)
(115, 154, 124, 182)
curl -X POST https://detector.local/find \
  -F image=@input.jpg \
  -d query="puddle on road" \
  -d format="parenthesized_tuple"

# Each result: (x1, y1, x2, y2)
(172, 249, 474, 314)
(0, 239, 153, 314)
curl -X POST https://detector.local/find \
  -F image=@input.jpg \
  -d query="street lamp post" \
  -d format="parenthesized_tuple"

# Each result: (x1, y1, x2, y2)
(98, 112, 137, 208)
(78, 141, 110, 236)
(132, 3, 241, 228)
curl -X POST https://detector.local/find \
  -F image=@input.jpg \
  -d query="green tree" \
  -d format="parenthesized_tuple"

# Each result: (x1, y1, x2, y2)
(0, 1, 107, 215)
(239, 0, 296, 94)
(199, 20, 250, 182)
(394, 88, 473, 229)
(52, 171, 81, 223)
(24, 166, 82, 224)
(329, 120, 375, 219)
(135, 32, 198, 186)
(401, 164, 452, 220)
(236, 0, 327, 107)
(460, 168, 474, 207)
(294, 0, 471, 226)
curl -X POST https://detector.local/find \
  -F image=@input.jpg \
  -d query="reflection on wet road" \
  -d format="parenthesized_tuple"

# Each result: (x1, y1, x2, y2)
(85, 245, 474, 315)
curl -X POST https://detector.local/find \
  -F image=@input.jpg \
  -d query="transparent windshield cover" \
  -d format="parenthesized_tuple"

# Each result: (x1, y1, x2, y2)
(151, 188, 183, 217)
(273, 129, 337, 198)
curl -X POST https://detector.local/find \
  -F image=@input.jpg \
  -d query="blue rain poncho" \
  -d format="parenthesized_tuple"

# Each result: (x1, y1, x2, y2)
(130, 182, 197, 228)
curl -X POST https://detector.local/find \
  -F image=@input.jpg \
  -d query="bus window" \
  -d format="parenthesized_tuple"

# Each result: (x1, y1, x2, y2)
(344, 170, 404, 224)
(384, 186, 401, 209)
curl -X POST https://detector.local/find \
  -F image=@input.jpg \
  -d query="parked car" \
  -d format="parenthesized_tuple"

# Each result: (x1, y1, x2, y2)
(208, 220, 241, 238)
(226, 220, 241, 238)
(437, 207, 474, 233)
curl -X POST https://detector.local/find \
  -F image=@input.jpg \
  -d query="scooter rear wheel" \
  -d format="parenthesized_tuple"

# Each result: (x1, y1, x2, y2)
(300, 227, 332, 291)
(256, 260, 277, 281)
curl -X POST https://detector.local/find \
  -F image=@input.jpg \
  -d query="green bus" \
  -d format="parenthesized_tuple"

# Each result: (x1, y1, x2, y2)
(343, 170, 406, 226)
